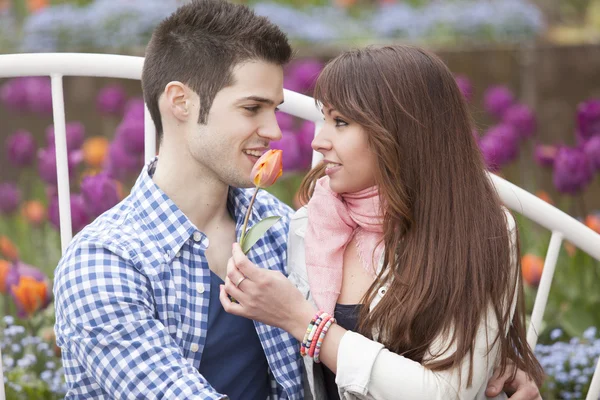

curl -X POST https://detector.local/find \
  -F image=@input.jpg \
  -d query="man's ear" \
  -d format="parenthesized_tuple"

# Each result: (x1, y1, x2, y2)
(164, 81, 191, 122)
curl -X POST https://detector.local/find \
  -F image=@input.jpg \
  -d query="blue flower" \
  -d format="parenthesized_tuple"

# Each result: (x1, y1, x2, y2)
(583, 326, 597, 341)
(550, 328, 563, 341)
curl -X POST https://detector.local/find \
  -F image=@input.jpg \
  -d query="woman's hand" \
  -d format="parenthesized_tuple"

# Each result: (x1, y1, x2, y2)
(219, 243, 317, 341)
(486, 363, 542, 400)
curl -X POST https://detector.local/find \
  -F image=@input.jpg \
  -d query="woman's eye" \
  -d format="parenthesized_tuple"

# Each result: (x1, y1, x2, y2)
(244, 106, 260, 113)
(334, 117, 348, 127)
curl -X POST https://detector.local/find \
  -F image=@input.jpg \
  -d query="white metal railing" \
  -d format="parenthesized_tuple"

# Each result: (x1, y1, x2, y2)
(0, 53, 599, 399)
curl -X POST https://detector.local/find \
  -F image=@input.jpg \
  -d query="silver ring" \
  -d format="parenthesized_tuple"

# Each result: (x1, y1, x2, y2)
(235, 276, 247, 288)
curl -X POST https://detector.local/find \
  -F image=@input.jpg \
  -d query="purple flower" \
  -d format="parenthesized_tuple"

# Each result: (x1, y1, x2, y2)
(276, 112, 295, 131)
(45, 122, 85, 151)
(104, 137, 144, 181)
(553, 147, 594, 194)
(6, 130, 37, 167)
(297, 120, 316, 169)
(503, 104, 536, 139)
(534, 144, 558, 168)
(478, 124, 520, 172)
(4, 262, 47, 290)
(0, 78, 29, 112)
(270, 131, 303, 171)
(115, 118, 144, 155)
(80, 172, 120, 219)
(0, 183, 21, 215)
(48, 194, 90, 234)
(37, 146, 81, 185)
(24, 77, 53, 115)
(455, 75, 473, 103)
(96, 84, 127, 115)
(4, 261, 52, 319)
(285, 59, 323, 94)
(583, 136, 600, 171)
(123, 98, 145, 123)
(484, 86, 515, 119)
(576, 99, 600, 141)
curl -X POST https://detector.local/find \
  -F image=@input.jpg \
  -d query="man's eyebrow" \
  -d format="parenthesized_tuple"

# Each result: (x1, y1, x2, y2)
(237, 96, 284, 105)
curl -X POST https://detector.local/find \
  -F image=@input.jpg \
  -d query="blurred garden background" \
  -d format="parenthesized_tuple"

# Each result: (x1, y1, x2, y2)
(0, 0, 600, 398)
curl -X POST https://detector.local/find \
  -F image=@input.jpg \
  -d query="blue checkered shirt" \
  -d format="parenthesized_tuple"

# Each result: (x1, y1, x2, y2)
(54, 158, 304, 399)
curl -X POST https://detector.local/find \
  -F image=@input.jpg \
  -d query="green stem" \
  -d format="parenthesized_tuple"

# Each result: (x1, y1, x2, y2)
(3, 293, 11, 320)
(239, 186, 260, 244)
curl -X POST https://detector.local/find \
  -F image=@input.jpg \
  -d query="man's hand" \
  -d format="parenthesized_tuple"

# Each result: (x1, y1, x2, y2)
(486, 366, 541, 400)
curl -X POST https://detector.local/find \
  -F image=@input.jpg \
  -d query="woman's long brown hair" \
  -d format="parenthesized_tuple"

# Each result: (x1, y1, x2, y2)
(298, 45, 544, 387)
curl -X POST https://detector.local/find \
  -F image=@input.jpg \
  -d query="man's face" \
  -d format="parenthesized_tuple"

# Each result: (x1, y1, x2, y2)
(187, 61, 284, 188)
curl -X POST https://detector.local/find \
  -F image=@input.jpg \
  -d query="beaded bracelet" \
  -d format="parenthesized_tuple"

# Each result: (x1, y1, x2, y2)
(308, 314, 332, 358)
(314, 317, 336, 363)
(300, 312, 325, 356)
(304, 313, 328, 355)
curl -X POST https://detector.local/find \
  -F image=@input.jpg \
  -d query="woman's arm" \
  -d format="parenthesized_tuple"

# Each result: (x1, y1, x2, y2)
(222, 244, 503, 399)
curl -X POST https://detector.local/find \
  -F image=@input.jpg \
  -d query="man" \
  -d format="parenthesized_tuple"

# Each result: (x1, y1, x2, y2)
(53, 1, 541, 399)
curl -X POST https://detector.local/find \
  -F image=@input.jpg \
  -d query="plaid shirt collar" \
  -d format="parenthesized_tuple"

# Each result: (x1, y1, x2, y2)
(129, 157, 261, 262)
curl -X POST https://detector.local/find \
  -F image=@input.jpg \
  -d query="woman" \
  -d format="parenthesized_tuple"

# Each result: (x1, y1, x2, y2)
(220, 45, 544, 399)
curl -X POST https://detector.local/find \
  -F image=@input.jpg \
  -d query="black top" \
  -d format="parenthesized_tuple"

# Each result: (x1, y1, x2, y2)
(323, 303, 363, 400)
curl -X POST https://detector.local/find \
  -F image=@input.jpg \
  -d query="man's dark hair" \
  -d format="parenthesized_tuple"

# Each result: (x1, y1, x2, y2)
(142, 0, 292, 140)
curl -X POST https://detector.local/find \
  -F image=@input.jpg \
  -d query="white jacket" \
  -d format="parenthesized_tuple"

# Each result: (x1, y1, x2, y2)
(287, 206, 517, 400)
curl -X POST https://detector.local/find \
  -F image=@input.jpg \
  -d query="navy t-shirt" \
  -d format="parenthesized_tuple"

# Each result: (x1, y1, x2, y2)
(323, 303, 363, 400)
(198, 271, 270, 400)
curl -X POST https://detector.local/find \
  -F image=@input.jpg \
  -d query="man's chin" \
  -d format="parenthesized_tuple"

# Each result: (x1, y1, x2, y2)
(228, 179, 255, 189)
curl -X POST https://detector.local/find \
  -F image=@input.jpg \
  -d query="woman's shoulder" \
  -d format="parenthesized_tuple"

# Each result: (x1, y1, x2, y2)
(289, 206, 309, 237)
(287, 206, 310, 284)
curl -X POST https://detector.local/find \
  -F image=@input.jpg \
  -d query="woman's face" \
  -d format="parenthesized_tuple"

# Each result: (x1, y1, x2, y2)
(311, 105, 378, 194)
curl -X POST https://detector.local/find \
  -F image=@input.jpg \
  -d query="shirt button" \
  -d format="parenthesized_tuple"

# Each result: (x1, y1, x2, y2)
(379, 287, 387, 296)
(193, 232, 202, 242)
(176, 251, 181, 258)
(190, 343, 199, 352)
(196, 283, 205, 294)
(163, 253, 170, 262)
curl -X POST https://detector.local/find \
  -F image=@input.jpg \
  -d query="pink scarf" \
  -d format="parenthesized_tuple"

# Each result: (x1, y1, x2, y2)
(305, 176, 384, 315)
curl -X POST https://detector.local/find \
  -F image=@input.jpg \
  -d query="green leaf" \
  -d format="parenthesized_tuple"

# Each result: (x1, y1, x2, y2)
(240, 216, 281, 254)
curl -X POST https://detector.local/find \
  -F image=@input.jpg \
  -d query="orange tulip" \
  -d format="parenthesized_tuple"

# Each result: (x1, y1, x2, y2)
(251, 150, 283, 188)
(535, 191, 553, 205)
(334, 0, 357, 6)
(10, 276, 49, 317)
(0, 236, 18, 261)
(0, 259, 10, 294)
(564, 242, 577, 257)
(21, 200, 46, 226)
(521, 254, 544, 287)
(26, 0, 47, 13)
(82, 137, 110, 168)
(585, 215, 600, 234)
